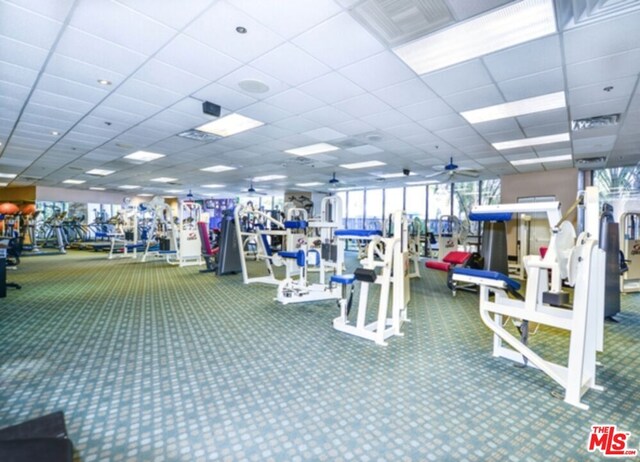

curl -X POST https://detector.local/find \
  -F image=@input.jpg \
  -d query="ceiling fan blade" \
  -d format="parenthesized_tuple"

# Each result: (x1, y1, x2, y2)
(424, 171, 445, 178)
(456, 170, 479, 178)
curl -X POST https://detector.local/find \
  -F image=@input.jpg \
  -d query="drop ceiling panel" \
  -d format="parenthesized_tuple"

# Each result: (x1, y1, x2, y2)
(101, 94, 162, 118)
(192, 83, 257, 112)
(339, 51, 415, 92)
(155, 34, 242, 81)
(264, 89, 325, 114)
(497, 67, 565, 101)
(70, 0, 174, 55)
(30, 89, 95, 114)
(271, 116, 320, 133)
(0, 61, 39, 88)
(293, 12, 385, 69)
(416, 113, 467, 132)
(238, 101, 292, 123)
(399, 99, 453, 121)
(334, 94, 392, 118)
(251, 43, 331, 87)
(37, 74, 110, 105)
(216, 65, 290, 100)
(45, 53, 125, 88)
(297, 72, 366, 105)
(302, 106, 352, 126)
(0, 35, 48, 71)
(232, 0, 341, 40)
(568, 75, 636, 107)
(133, 59, 209, 96)
(24, 102, 84, 122)
(373, 78, 437, 108)
(443, 84, 504, 112)
(566, 48, 640, 89)
(517, 108, 568, 128)
(523, 122, 569, 138)
(483, 35, 561, 82)
(570, 97, 630, 120)
(114, 0, 214, 30)
(563, 9, 640, 65)
(362, 110, 412, 129)
(0, 1, 64, 49)
(421, 59, 493, 97)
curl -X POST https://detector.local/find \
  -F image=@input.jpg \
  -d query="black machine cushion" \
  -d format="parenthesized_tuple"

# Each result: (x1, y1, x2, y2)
(0, 411, 73, 462)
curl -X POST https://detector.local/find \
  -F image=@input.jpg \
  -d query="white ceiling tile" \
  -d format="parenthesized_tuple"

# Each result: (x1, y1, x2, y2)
(133, 59, 209, 96)
(45, 53, 125, 88)
(517, 108, 568, 129)
(264, 89, 325, 114)
(102, 94, 162, 118)
(483, 35, 561, 82)
(237, 101, 292, 123)
(192, 82, 256, 112)
(339, 51, 415, 92)
(24, 102, 84, 122)
(56, 26, 147, 76)
(399, 99, 453, 121)
(434, 125, 479, 143)
(361, 110, 412, 129)
(271, 116, 320, 133)
(382, 122, 428, 138)
(156, 34, 242, 81)
(0, 1, 63, 49)
(70, 0, 174, 55)
(523, 122, 569, 138)
(90, 105, 147, 126)
(416, 113, 467, 132)
(114, 0, 214, 30)
(37, 74, 110, 104)
(232, 0, 341, 40)
(0, 35, 48, 71)
(251, 43, 331, 87)
(293, 12, 384, 69)
(217, 65, 289, 100)
(566, 48, 640, 90)
(443, 84, 504, 112)
(30, 89, 95, 114)
(185, 1, 285, 64)
(0, 61, 39, 88)
(497, 67, 565, 101)
(572, 135, 617, 154)
(570, 97, 629, 121)
(297, 72, 365, 105)
(302, 106, 351, 126)
(563, 10, 640, 65)
(301, 127, 345, 141)
(333, 94, 391, 118)
(568, 76, 636, 108)
(373, 78, 437, 108)
(421, 59, 492, 97)
(330, 119, 375, 136)
(117, 79, 184, 108)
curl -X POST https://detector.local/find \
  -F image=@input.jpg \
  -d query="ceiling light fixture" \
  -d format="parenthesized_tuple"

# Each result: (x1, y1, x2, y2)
(492, 133, 570, 151)
(150, 177, 178, 183)
(201, 184, 225, 188)
(393, 0, 557, 75)
(119, 185, 141, 189)
(51, 131, 60, 136)
(97, 79, 112, 86)
(196, 113, 264, 137)
(0, 173, 17, 178)
(0, 182, 8, 187)
(124, 151, 165, 162)
(285, 143, 340, 156)
(236, 26, 247, 34)
(295, 182, 324, 187)
(406, 180, 440, 185)
(86, 168, 115, 176)
(166, 189, 184, 193)
(253, 174, 287, 182)
(510, 154, 573, 166)
(461, 92, 566, 124)
(200, 165, 236, 173)
(377, 172, 417, 179)
(89, 187, 106, 191)
(63, 179, 86, 184)
(340, 160, 387, 170)
(138, 193, 154, 197)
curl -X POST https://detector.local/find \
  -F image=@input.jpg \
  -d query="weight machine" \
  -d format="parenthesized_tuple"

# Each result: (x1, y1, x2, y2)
(619, 210, 640, 292)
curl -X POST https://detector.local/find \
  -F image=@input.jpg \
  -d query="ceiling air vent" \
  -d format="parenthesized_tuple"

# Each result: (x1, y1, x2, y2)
(571, 114, 620, 131)
(350, 0, 454, 47)
(177, 129, 219, 142)
(575, 156, 607, 165)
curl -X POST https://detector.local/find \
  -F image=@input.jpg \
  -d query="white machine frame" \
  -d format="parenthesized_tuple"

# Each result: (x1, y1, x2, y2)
(620, 211, 640, 292)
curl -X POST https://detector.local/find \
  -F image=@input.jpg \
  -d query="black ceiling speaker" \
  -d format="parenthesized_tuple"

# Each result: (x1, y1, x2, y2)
(202, 101, 221, 117)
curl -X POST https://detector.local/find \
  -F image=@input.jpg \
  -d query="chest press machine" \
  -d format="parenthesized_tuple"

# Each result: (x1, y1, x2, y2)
(452, 187, 605, 410)
(331, 210, 411, 346)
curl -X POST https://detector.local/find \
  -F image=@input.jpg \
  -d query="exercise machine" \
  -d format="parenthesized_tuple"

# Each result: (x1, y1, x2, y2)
(619, 210, 640, 292)
(332, 210, 410, 345)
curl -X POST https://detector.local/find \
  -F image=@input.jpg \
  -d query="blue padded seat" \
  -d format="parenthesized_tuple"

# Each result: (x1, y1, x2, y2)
(284, 220, 308, 229)
(334, 229, 383, 237)
(452, 267, 521, 292)
(331, 274, 356, 285)
(469, 212, 513, 222)
(278, 251, 299, 259)
(278, 250, 306, 267)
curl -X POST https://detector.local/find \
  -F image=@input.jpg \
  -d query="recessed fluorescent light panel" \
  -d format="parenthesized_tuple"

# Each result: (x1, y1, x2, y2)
(166, 189, 184, 193)
(86, 169, 115, 176)
(253, 174, 287, 182)
(340, 160, 386, 170)
(201, 184, 225, 188)
(0, 182, 8, 187)
(138, 193, 154, 197)
(0, 173, 17, 178)
(200, 165, 236, 173)
(493, 133, 570, 151)
(377, 172, 416, 179)
(196, 113, 264, 137)
(510, 154, 573, 166)
(394, 0, 557, 75)
(285, 143, 339, 156)
(461, 92, 566, 124)
(119, 185, 141, 189)
(124, 151, 165, 162)
(89, 187, 106, 191)
(150, 177, 177, 183)
(295, 182, 324, 187)
(63, 179, 86, 184)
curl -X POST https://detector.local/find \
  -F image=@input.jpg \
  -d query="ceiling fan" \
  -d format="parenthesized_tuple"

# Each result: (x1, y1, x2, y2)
(246, 181, 267, 196)
(426, 157, 479, 179)
(328, 172, 341, 188)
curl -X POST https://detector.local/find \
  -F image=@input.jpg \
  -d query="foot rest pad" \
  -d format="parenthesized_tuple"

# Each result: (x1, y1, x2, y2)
(331, 274, 356, 285)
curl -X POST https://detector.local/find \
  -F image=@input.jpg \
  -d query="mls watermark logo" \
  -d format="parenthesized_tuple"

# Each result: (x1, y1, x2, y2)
(588, 425, 638, 457)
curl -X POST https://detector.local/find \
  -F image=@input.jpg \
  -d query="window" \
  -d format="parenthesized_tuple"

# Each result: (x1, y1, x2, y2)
(347, 190, 364, 229)
(384, 187, 404, 219)
(480, 179, 501, 205)
(260, 196, 273, 211)
(427, 183, 451, 234)
(405, 185, 426, 232)
(453, 181, 479, 234)
(593, 166, 640, 202)
(336, 192, 347, 228)
(364, 189, 383, 230)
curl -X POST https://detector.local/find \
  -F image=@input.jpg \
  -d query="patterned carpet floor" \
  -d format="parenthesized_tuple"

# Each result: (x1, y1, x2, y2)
(1, 251, 638, 461)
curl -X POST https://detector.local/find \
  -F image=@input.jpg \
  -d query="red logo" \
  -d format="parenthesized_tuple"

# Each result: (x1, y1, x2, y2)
(588, 425, 638, 457)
